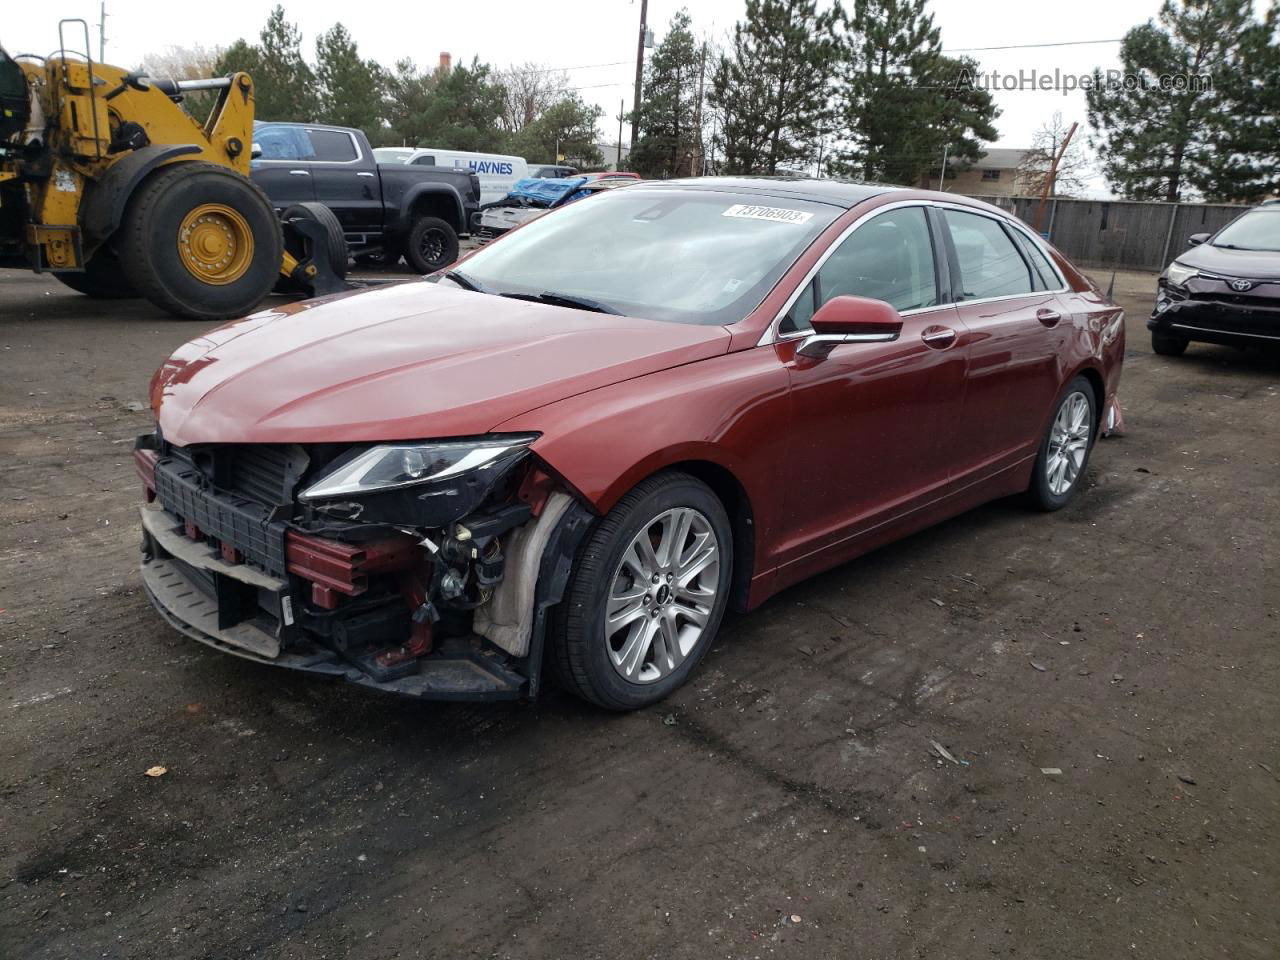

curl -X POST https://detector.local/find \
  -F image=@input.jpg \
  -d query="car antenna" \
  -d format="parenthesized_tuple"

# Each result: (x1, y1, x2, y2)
(1105, 270, 1116, 300)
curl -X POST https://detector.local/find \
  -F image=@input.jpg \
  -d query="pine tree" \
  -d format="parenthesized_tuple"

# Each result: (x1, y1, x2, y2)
(216, 6, 318, 123)
(314, 24, 384, 134)
(1087, 0, 1278, 202)
(831, 0, 998, 185)
(709, 0, 841, 174)
(630, 11, 703, 179)
(510, 95, 604, 167)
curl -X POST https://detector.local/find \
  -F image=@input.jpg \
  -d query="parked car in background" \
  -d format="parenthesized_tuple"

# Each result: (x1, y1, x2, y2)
(476, 176, 588, 240)
(528, 164, 579, 179)
(373, 147, 530, 206)
(575, 172, 642, 184)
(136, 178, 1124, 711)
(251, 122, 480, 272)
(1149, 201, 1280, 355)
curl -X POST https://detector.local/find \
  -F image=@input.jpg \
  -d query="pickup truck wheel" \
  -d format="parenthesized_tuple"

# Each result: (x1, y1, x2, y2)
(117, 162, 282, 321)
(55, 246, 138, 299)
(550, 472, 733, 711)
(404, 216, 459, 274)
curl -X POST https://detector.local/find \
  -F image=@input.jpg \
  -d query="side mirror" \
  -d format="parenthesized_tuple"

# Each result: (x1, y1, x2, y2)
(250, 142, 263, 159)
(1188, 232, 1209, 246)
(798, 295, 903, 358)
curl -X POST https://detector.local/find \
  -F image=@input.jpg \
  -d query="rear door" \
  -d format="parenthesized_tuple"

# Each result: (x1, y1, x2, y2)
(249, 124, 316, 210)
(307, 128, 381, 237)
(940, 207, 1070, 481)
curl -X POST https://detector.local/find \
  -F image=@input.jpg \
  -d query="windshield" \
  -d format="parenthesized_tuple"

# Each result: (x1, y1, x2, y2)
(1212, 210, 1280, 252)
(445, 188, 838, 325)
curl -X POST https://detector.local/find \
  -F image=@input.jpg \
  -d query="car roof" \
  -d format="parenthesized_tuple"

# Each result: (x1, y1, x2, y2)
(646, 176, 903, 208)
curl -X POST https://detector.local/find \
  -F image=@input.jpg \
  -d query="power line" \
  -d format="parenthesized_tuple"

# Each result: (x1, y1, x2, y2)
(943, 38, 1123, 53)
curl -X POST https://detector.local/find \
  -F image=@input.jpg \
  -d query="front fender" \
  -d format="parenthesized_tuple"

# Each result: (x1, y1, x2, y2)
(494, 346, 793, 592)
(80, 144, 202, 247)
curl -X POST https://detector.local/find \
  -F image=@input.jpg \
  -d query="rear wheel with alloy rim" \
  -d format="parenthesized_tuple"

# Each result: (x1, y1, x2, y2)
(1029, 376, 1097, 510)
(552, 472, 733, 710)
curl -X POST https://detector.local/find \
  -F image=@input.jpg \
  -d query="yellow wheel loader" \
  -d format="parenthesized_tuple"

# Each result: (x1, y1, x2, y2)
(0, 20, 347, 321)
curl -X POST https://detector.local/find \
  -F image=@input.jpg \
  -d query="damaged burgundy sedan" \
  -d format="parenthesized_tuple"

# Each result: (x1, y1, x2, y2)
(136, 178, 1124, 710)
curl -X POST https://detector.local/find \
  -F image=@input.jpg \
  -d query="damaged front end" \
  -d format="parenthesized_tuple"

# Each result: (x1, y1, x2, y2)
(134, 431, 593, 700)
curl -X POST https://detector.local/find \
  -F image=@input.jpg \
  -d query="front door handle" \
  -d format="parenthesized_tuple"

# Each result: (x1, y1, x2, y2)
(921, 325, 957, 349)
(356, 171, 375, 178)
(288, 169, 310, 176)
(1036, 308, 1062, 326)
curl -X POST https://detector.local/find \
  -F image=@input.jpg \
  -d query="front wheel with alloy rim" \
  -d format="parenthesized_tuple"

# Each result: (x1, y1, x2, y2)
(403, 215, 459, 274)
(551, 472, 733, 710)
(1029, 376, 1097, 511)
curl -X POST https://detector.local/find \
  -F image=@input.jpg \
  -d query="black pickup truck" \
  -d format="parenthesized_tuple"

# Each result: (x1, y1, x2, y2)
(250, 122, 479, 272)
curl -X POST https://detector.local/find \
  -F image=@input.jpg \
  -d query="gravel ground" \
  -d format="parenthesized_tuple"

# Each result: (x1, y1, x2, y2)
(1, 266, 1277, 960)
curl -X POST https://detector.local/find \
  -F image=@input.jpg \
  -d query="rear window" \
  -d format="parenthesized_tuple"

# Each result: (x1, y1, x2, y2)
(308, 129, 358, 162)
(944, 210, 1035, 300)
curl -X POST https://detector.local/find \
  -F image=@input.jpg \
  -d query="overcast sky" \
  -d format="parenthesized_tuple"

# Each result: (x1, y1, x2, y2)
(6, 0, 1164, 195)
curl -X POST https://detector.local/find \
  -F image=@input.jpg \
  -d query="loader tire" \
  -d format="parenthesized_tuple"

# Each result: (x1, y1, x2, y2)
(55, 247, 138, 299)
(117, 162, 282, 321)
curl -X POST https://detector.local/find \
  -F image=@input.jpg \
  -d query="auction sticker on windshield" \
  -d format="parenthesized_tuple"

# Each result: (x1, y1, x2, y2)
(722, 204, 814, 225)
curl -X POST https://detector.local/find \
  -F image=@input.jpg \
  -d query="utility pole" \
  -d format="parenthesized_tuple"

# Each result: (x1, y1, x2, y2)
(629, 0, 649, 162)
(97, 1, 107, 61)
(1033, 121, 1078, 232)
(616, 99, 624, 171)
(692, 41, 707, 177)
(936, 144, 949, 191)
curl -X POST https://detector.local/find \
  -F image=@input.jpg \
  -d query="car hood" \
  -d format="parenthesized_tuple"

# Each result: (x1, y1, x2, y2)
(1176, 242, 1280, 280)
(152, 281, 730, 446)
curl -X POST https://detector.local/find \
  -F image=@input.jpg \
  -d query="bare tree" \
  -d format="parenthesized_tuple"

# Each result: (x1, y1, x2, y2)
(496, 62, 570, 133)
(138, 44, 225, 81)
(1016, 112, 1092, 198)
(137, 44, 226, 120)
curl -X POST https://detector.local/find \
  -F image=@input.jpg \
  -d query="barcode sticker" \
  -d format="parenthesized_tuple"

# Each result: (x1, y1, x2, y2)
(281, 595, 295, 626)
(722, 204, 813, 225)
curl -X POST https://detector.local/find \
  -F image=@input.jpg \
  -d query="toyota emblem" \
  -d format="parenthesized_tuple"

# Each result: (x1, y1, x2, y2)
(1229, 278, 1254, 292)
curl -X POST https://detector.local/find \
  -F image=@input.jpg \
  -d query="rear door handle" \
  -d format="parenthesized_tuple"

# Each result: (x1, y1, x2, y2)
(288, 169, 310, 176)
(921, 325, 957, 348)
(356, 171, 375, 178)
(1036, 308, 1062, 326)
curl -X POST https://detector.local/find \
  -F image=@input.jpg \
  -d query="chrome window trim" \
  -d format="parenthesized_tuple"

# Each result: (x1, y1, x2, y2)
(758, 199, 1072, 347)
(253, 127, 365, 166)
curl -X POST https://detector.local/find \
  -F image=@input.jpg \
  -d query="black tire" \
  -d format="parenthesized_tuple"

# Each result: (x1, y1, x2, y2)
(551, 471, 733, 711)
(281, 202, 348, 278)
(1151, 331, 1189, 356)
(54, 246, 138, 299)
(403, 215, 459, 274)
(1028, 376, 1097, 512)
(116, 162, 282, 321)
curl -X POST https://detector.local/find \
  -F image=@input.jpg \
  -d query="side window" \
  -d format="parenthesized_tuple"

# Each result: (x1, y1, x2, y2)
(817, 207, 939, 313)
(308, 129, 358, 162)
(1012, 231, 1063, 290)
(943, 210, 1034, 300)
(412, 155, 436, 165)
(780, 280, 817, 335)
(254, 125, 311, 161)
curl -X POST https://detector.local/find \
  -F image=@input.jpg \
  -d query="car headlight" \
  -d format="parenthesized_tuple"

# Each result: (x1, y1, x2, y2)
(1163, 261, 1198, 287)
(300, 435, 538, 502)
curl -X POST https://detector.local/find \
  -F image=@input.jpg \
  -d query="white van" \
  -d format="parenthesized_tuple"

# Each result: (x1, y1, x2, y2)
(372, 147, 529, 205)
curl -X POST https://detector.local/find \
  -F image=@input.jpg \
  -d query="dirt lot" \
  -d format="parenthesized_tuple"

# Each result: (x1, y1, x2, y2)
(1, 267, 1276, 960)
